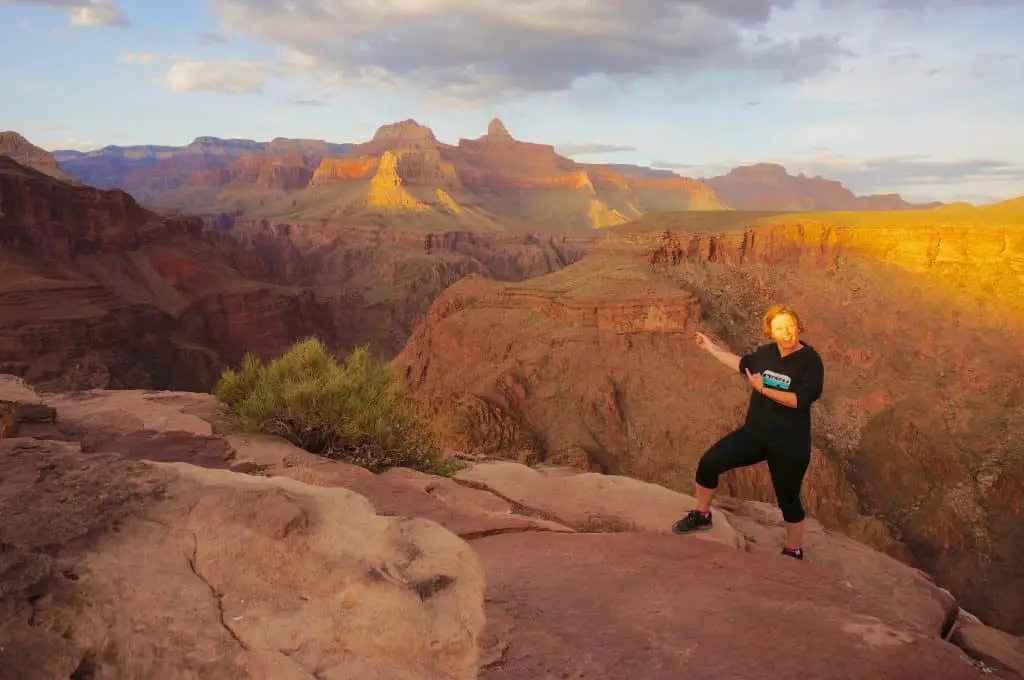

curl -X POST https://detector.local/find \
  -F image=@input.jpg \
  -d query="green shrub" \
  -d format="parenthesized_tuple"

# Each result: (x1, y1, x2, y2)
(214, 337, 463, 475)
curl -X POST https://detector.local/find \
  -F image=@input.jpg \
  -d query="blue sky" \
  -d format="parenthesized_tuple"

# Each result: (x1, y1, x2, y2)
(0, 0, 1021, 204)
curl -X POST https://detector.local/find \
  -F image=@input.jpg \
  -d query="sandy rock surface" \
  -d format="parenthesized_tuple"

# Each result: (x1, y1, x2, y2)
(1, 378, 1021, 679)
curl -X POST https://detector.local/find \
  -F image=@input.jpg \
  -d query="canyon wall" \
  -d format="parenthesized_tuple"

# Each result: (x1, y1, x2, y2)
(0, 157, 596, 391)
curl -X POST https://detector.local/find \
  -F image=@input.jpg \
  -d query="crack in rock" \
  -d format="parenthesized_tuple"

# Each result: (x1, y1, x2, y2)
(459, 525, 563, 541)
(450, 478, 575, 529)
(451, 477, 635, 534)
(185, 532, 248, 651)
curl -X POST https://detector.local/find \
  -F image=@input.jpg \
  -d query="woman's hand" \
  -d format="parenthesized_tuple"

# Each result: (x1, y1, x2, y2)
(695, 332, 714, 352)
(745, 367, 764, 393)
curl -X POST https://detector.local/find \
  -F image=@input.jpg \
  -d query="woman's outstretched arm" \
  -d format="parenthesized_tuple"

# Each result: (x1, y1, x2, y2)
(695, 332, 742, 372)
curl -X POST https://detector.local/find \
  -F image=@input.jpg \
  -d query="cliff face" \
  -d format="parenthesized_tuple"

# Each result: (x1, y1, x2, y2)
(392, 206, 1024, 635)
(221, 154, 315, 191)
(705, 163, 942, 211)
(309, 157, 377, 182)
(221, 218, 597, 356)
(640, 214, 1024, 311)
(0, 157, 334, 390)
(0, 156, 201, 254)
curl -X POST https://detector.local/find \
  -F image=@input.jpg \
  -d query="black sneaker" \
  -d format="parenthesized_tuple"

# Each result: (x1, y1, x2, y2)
(672, 509, 713, 534)
(781, 546, 804, 560)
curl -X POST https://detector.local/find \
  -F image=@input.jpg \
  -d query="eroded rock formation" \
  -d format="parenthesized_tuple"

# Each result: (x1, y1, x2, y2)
(366, 151, 426, 210)
(46, 121, 729, 229)
(47, 123, 944, 231)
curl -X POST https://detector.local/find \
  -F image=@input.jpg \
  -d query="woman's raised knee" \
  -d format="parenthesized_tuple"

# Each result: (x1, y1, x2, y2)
(695, 455, 721, 489)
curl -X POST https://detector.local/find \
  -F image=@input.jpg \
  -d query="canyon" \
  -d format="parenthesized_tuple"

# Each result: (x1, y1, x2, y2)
(0, 155, 591, 390)
(3, 125, 1023, 655)
(393, 203, 1024, 635)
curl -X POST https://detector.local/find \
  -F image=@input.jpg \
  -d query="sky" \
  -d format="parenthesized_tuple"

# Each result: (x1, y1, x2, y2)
(0, 0, 1021, 204)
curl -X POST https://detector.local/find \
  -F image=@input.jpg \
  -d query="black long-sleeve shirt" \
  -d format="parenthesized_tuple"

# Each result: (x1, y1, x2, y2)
(737, 342, 825, 440)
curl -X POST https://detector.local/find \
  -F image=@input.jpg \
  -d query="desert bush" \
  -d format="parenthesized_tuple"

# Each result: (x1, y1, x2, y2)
(214, 337, 463, 475)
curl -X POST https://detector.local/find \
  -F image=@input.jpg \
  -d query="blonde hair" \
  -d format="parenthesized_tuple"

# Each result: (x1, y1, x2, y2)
(762, 304, 802, 338)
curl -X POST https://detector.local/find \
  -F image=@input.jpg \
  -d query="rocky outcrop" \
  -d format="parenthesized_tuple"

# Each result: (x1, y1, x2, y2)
(367, 151, 426, 210)
(0, 131, 75, 182)
(455, 119, 577, 184)
(345, 119, 441, 158)
(393, 206, 1024, 635)
(2, 374, 1019, 679)
(486, 117, 513, 139)
(705, 163, 943, 211)
(0, 377, 485, 680)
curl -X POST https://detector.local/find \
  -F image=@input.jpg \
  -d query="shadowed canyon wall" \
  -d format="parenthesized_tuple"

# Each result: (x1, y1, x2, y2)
(0, 157, 595, 391)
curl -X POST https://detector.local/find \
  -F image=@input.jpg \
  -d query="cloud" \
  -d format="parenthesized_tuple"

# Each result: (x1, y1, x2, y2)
(783, 154, 1024, 189)
(205, 0, 846, 101)
(556, 143, 636, 156)
(36, 136, 104, 151)
(162, 59, 272, 94)
(290, 98, 326, 106)
(793, 48, 1020, 103)
(875, 0, 1019, 9)
(200, 31, 230, 44)
(0, 0, 129, 26)
(120, 52, 154, 65)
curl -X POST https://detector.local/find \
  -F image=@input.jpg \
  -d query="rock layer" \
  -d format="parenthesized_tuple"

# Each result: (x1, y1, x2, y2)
(0, 385, 485, 679)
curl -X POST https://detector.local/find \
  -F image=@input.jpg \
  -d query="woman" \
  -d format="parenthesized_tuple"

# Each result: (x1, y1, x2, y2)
(672, 304, 825, 560)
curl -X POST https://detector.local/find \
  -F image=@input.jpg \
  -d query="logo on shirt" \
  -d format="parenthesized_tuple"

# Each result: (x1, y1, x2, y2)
(762, 370, 792, 390)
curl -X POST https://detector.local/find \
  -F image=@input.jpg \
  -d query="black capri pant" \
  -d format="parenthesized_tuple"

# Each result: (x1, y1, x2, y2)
(695, 425, 811, 523)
